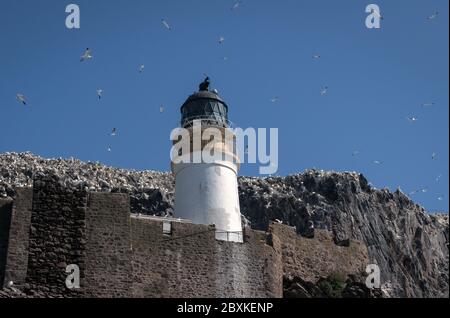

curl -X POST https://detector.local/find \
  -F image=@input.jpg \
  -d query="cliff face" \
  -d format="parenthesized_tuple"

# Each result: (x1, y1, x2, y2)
(238, 173, 449, 298)
(0, 152, 448, 298)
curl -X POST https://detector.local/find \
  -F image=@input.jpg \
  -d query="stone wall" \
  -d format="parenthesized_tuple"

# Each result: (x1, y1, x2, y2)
(3, 188, 33, 287)
(270, 223, 369, 284)
(131, 218, 283, 298)
(0, 176, 370, 298)
(26, 175, 87, 297)
(85, 193, 132, 297)
(213, 228, 283, 298)
(0, 198, 13, 286)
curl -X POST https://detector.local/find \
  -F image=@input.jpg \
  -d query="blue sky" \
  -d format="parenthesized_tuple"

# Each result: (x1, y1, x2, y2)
(0, 0, 448, 213)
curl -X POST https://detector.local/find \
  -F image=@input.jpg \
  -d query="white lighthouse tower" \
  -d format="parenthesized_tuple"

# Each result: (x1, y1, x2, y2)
(171, 78, 243, 242)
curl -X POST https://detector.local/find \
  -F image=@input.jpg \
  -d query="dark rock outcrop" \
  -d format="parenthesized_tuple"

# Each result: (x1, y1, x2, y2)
(238, 172, 448, 298)
(283, 274, 383, 298)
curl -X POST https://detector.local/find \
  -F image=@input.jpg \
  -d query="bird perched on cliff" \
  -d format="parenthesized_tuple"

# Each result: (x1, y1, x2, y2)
(96, 89, 103, 99)
(274, 219, 283, 224)
(16, 93, 27, 105)
(161, 18, 171, 30)
(80, 48, 93, 62)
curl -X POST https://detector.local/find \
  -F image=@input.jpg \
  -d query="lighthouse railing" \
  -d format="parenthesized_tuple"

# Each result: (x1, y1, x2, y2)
(215, 230, 243, 243)
(180, 116, 235, 129)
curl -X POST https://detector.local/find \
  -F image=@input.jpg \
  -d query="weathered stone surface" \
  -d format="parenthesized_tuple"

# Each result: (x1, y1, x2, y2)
(0, 152, 448, 298)
(0, 174, 369, 298)
(131, 219, 284, 298)
(85, 193, 132, 297)
(2, 188, 33, 287)
(26, 174, 87, 298)
(283, 274, 383, 298)
(271, 224, 369, 285)
(0, 198, 13, 287)
(239, 172, 449, 298)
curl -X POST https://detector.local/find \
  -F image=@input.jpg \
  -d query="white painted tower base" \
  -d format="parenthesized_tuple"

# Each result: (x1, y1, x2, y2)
(172, 154, 243, 242)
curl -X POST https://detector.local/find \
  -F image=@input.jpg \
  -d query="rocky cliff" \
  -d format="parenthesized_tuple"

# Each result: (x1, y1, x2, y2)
(0, 152, 448, 297)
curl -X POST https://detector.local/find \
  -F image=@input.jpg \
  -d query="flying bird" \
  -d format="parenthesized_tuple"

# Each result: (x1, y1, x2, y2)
(231, 1, 242, 11)
(80, 48, 93, 62)
(407, 116, 418, 123)
(320, 86, 328, 96)
(107, 146, 112, 152)
(16, 93, 26, 105)
(139, 64, 145, 73)
(427, 11, 439, 20)
(110, 128, 117, 136)
(218, 36, 225, 44)
(270, 96, 279, 103)
(432, 152, 437, 160)
(161, 19, 171, 30)
(312, 54, 321, 59)
(373, 160, 383, 165)
(96, 89, 103, 99)
(436, 174, 442, 182)
(409, 187, 428, 195)
(421, 102, 435, 107)
(160, 105, 164, 113)
(371, 8, 384, 20)
(437, 196, 444, 201)
(352, 150, 360, 157)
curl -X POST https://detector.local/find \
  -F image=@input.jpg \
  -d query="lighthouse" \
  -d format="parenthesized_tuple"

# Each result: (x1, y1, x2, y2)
(171, 78, 243, 242)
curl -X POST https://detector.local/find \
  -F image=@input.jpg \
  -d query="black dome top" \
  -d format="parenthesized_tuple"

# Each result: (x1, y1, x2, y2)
(180, 91, 229, 128)
(181, 91, 228, 110)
